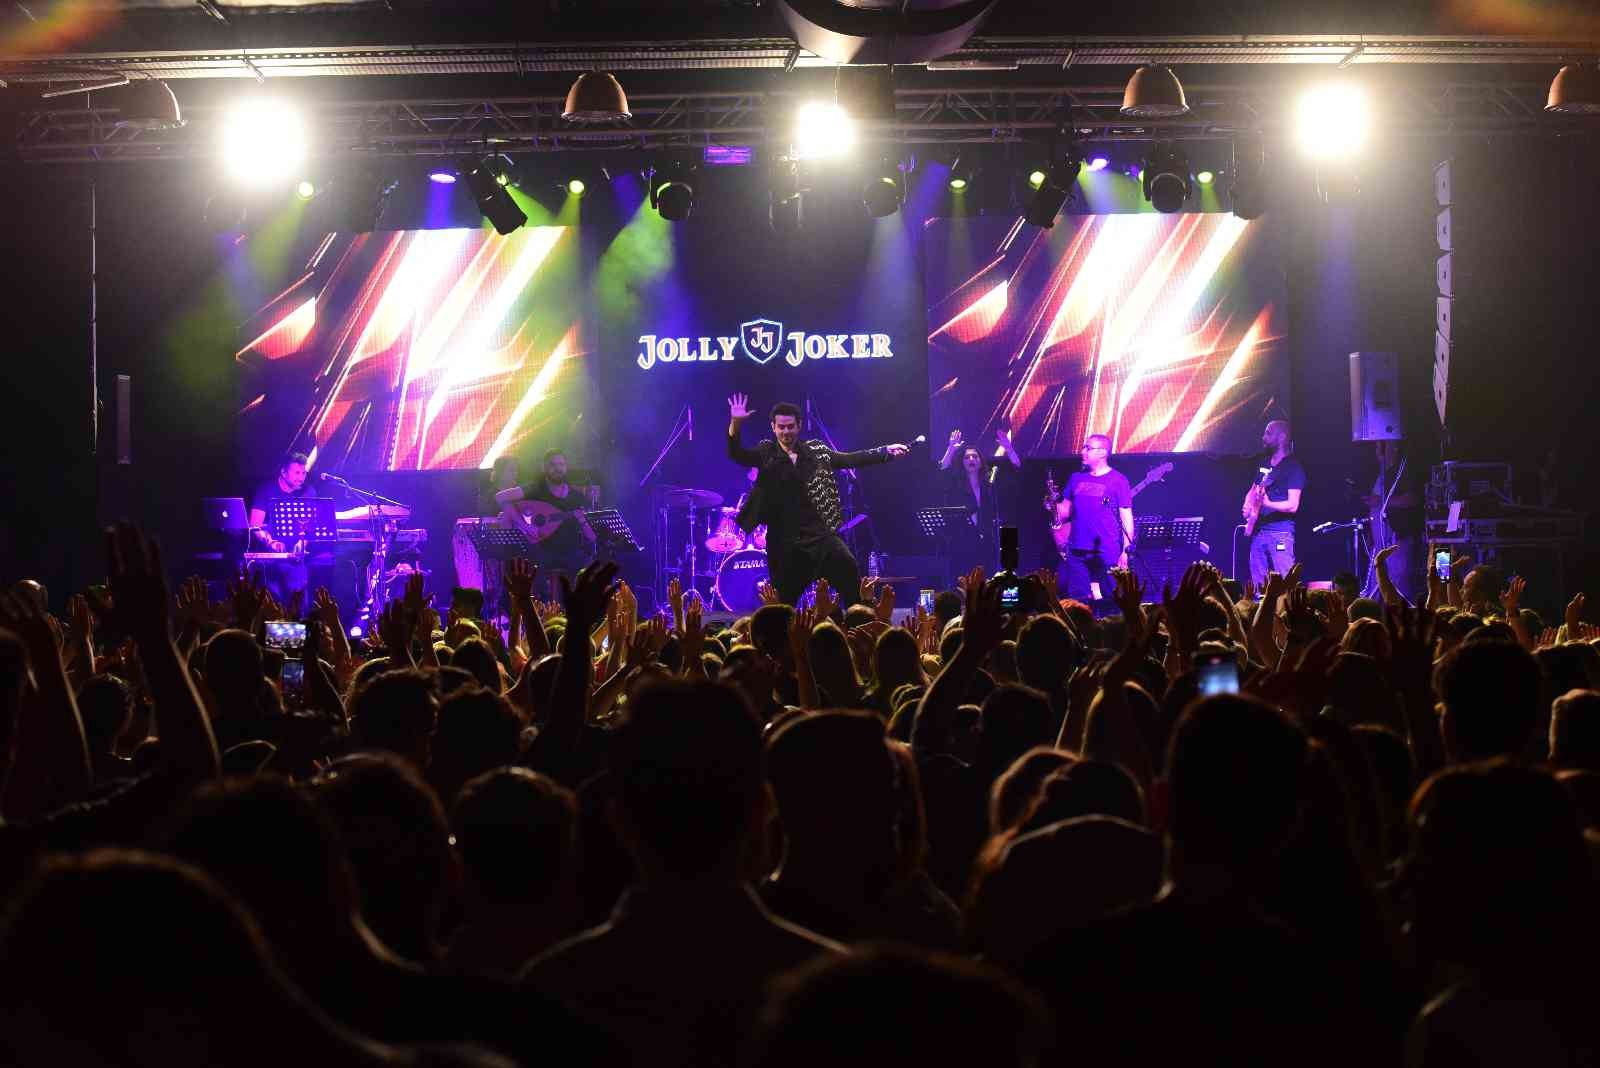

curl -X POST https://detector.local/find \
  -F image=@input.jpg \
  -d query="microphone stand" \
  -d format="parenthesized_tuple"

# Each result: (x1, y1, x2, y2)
(328, 478, 414, 627)
(636, 405, 692, 606)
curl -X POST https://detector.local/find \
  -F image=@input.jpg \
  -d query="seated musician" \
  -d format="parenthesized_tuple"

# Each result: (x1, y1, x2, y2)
(247, 451, 325, 602)
(493, 449, 599, 580)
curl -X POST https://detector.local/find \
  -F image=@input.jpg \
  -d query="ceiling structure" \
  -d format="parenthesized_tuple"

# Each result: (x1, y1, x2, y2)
(2, 0, 1596, 163)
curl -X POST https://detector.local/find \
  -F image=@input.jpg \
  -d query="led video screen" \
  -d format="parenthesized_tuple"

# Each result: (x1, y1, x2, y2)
(236, 226, 589, 472)
(926, 213, 1288, 456)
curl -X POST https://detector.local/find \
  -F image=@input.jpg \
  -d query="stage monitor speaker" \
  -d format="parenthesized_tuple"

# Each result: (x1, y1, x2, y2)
(1350, 351, 1403, 442)
(115, 374, 132, 465)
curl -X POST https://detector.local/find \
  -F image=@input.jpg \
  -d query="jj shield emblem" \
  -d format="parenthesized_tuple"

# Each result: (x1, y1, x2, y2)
(740, 319, 785, 365)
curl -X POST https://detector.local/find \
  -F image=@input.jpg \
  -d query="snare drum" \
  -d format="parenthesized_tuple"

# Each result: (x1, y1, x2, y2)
(715, 549, 769, 612)
(705, 507, 747, 553)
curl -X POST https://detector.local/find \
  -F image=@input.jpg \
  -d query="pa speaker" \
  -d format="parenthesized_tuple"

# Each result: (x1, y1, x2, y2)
(1350, 351, 1403, 442)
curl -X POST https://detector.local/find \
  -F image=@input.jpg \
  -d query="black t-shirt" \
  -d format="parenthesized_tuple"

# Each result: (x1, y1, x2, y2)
(1065, 470, 1132, 554)
(1257, 455, 1306, 531)
(766, 450, 831, 542)
(518, 479, 588, 556)
(250, 479, 322, 538)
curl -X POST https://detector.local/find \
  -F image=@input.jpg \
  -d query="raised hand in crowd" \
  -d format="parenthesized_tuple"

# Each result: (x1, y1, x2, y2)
(505, 557, 547, 661)
(227, 567, 267, 631)
(377, 600, 414, 667)
(757, 579, 780, 606)
(667, 576, 686, 634)
(63, 592, 96, 681)
(299, 619, 345, 724)
(1162, 561, 1210, 672)
(1110, 567, 1144, 645)
(1445, 552, 1471, 608)
(0, 583, 90, 819)
(309, 586, 352, 674)
(547, 561, 619, 749)
(813, 577, 839, 621)
(105, 522, 218, 782)
(680, 598, 707, 679)
(1082, 606, 1157, 787)
(1500, 575, 1533, 648)
(1373, 544, 1406, 608)
(1565, 592, 1586, 638)
(912, 568, 1001, 758)
(1384, 602, 1445, 776)
(788, 604, 820, 710)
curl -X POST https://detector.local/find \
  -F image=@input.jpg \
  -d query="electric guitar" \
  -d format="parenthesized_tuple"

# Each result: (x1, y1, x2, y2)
(1046, 462, 1174, 553)
(1241, 468, 1270, 537)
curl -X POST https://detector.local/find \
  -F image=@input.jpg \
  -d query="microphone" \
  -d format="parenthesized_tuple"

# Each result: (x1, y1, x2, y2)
(1312, 521, 1335, 533)
(319, 472, 348, 485)
(687, 406, 693, 442)
(911, 435, 926, 446)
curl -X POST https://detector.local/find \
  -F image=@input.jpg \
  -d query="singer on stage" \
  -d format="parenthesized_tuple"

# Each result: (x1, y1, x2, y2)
(727, 393, 910, 606)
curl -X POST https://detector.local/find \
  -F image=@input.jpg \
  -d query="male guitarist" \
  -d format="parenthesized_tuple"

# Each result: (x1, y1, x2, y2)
(1242, 419, 1305, 589)
(1047, 434, 1135, 603)
(494, 449, 599, 581)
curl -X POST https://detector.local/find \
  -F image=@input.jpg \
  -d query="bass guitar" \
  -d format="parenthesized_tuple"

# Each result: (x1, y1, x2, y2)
(1046, 462, 1174, 553)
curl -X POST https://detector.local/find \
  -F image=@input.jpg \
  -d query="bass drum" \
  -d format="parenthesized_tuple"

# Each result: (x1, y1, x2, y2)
(715, 549, 769, 613)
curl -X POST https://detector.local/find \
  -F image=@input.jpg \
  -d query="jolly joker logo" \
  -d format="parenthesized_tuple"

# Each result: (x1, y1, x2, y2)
(636, 319, 895, 370)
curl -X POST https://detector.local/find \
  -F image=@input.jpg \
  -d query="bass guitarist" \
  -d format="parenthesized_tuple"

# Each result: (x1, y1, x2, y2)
(1046, 434, 1135, 603)
(1242, 420, 1305, 589)
(494, 448, 600, 581)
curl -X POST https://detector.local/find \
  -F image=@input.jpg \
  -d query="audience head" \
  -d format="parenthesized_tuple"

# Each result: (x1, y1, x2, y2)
(348, 668, 439, 768)
(1550, 688, 1600, 770)
(1015, 614, 1078, 694)
(1024, 758, 1146, 829)
(77, 672, 135, 756)
(767, 711, 896, 865)
(989, 746, 1076, 833)
(751, 604, 797, 666)
(1163, 695, 1308, 873)
(872, 627, 926, 695)
(977, 684, 1054, 776)
(449, 638, 501, 692)
(1434, 640, 1544, 762)
(608, 679, 764, 881)
(428, 686, 524, 806)
(751, 944, 1050, 1068)
(931, 590, 963, 630)
(314, 752, 457, 964)
(806, 621, 861, 706)
(453, 767, 577, 909)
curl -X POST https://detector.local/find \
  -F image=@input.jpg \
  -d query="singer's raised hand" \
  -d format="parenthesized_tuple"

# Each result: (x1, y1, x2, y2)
(728, 393, 752, 420)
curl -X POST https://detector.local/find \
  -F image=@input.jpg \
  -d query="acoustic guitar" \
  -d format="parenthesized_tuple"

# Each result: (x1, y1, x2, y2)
(1046, 462, 1174, 553)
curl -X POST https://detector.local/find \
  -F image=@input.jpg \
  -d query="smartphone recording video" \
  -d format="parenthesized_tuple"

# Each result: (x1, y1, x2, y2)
(1435, 550, 1452, 582)
(918, 589, 936, 613)
(1195, 651, 1240, 696)
(280, 659, 305, 708)
(264, 621, 307, 656)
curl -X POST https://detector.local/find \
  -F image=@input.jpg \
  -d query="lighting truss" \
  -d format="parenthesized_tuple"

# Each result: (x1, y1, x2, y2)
(8, 79, 1594, 164)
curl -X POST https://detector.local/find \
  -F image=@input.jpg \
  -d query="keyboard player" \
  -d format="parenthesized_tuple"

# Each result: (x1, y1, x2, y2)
(247, 452, 326, 602)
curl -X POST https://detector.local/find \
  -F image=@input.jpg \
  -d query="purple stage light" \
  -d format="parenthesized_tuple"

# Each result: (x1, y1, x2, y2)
(428, 170, 458, 185)
(1088, 156, 1109, 172)
(703, 144, 753, 166)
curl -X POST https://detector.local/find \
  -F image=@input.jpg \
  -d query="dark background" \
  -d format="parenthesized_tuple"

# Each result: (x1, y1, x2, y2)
(3, 137, 1598, 616)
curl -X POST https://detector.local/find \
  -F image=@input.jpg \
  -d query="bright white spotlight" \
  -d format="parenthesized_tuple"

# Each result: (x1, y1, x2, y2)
(794, 101, 855, 159)
(222, 100, 307, 187)
(1294, 83, 1371, 161)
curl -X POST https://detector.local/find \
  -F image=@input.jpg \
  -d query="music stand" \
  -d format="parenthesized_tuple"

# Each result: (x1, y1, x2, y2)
(466, 525, 534, 562)
(916, 507, 972, 588)
(1134, 516, 1206, 593)
(266, 498, 338, 543)
(584, 509, 643, 554)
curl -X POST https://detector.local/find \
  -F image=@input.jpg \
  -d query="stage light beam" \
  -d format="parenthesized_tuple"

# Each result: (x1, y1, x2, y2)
(295, 179, 317, 200)
(222, 100, 307, 188)
(1295, 83, 1372, 161)
(567, 178, 587, 197)
(794, 101, 855, 159)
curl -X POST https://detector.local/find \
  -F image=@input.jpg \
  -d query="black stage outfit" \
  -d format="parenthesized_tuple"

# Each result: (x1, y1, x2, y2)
(729, 430, 894, 606)
(249, 478, 327, 603)
(943, 464, 1007, 577)
(516, 479, 595, 578)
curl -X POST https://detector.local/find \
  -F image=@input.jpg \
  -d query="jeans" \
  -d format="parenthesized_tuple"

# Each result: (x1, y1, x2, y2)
(1060, 549, 1115, 603)
(1249, 527, 1296, 588)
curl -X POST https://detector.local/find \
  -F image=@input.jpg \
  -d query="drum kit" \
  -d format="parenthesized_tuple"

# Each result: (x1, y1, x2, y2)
(655, 485, 772, 613)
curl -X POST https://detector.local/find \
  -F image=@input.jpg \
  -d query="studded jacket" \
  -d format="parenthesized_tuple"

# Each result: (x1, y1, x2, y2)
(728, 431, 892, 536)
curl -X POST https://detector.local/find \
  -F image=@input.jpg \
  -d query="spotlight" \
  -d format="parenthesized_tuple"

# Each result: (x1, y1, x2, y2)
(295, 179, 317, 200)
(221, 99, 307, 188)
(1295, 82, 1372, 161)
(1196, 170, 1214, 185)
(1027, 169, 1047, 190)
(861, 160, 904, 218)
(947, 156, 974, 192)
(428, 169, 458, 185)
(1546, 63, 1600, 114)
(1025, 149, 1082, 229)
(1087, 155, 1109, 172)
(770, 158, 804, 234)
(113, 79, 184, 130)
(1229, 140, 1269, 221)
(794, 100, 855, 160)
(567, 178, 587, 197)
(1141, 143, 1191, 213)
(561, 71, 632, 123)
(465, 157, 528, 235)
(1121, 65, 1190, 118)
(651, 164, 696, 221)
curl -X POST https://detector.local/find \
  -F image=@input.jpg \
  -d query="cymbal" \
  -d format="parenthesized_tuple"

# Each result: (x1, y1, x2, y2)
(658, 486, 723, 509)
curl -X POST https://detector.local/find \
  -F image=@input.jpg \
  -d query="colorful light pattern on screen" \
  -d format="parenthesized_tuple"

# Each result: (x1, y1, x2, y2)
(236, 226, 586, 471)
(928, 213, 1287, 456)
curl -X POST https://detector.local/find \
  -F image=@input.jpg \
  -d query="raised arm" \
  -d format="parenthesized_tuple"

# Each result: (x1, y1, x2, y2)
(727, 393, 764, 466)
(828, 441, 911, 469)
(912, 569, 1002, 757)
(0, 589, 91, 820)
(995, 426, 1022, 469)
(939, 429, 963, 470)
